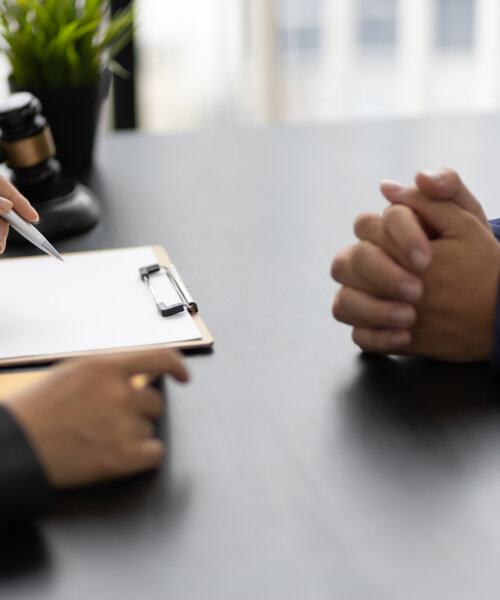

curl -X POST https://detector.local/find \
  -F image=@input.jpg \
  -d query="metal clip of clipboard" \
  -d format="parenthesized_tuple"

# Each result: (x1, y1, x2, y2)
(139, 263, 198, 317)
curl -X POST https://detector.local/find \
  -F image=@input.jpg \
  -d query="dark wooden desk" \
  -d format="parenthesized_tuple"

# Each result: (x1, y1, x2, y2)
(4, 116, 500, 599)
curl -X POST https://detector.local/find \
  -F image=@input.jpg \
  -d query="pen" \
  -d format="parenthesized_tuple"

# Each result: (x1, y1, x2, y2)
(1, 209, 63, 261)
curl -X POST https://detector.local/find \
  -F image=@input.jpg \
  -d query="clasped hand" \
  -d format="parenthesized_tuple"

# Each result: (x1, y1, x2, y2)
(331, 168, 500, 362)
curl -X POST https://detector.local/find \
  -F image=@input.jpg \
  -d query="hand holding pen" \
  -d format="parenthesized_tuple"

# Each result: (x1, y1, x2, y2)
(0, 175, 62, 260)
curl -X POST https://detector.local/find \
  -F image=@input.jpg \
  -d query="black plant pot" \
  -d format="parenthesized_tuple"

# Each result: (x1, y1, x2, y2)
(9, 70, 112, 174)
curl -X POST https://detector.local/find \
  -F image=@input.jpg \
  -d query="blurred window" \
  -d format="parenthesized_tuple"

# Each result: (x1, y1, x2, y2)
(276, 0, 321, 60)
(436, 0, 474, 48)
(359, 0, 396, 46)
(128, 0, 500, 132)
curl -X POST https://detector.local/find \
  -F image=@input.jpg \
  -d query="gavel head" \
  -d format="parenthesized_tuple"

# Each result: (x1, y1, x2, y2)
(0, 92, 60, 189)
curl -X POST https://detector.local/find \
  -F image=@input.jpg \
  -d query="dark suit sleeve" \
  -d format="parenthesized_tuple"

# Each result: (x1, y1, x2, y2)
(490, 219, 500, 241)
(489, 219, 500, 373)
(0, 404, 52, 525)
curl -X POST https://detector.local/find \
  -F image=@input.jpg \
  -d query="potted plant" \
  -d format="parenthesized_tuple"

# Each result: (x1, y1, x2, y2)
(0, 0, 134, 172)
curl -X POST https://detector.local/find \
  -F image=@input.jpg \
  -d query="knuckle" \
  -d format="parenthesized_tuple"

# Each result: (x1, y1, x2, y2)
(353, 212, 380, 239)
(100, 377, 130, 407)
(331, 247, 351, 282)
(353, 327, 409, 354)
(351, 240, 377, 271)
(384, 207, 423, 248)
(442, 167, 459, 186)
(332, 289, 347, 321)
(75, 357, 131, 402)
(79, 355, 108, 373)
(102, 425, 137, 473)
(116, 415, 135, 437)
(112, 385, 132, 407)
(103, 445, 130, 476)
(351, 328, 370, 351)
(71, 357, 102, 380)
(352, 327, 385, 353)
(382, 203, 410, 225)
(454, 209, 478, 231)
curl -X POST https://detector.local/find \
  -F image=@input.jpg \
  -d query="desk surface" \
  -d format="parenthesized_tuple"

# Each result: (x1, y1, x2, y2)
(4, 115, 500, 599)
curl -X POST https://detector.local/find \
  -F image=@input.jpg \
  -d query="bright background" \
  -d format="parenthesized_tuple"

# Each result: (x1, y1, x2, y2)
(134, 0, 500, 132)
(1, 0, 499, 132)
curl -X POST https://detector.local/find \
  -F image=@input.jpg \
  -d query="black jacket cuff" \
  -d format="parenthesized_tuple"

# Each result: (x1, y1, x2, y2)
(0, 404, 52, 525)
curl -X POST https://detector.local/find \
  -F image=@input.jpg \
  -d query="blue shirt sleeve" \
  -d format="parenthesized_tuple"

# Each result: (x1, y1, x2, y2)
(490, 218, 500, 241)
(489, 219, 500, 373)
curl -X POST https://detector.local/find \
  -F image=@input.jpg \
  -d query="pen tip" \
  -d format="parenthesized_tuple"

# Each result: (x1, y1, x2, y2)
(42, 240, 63, 262)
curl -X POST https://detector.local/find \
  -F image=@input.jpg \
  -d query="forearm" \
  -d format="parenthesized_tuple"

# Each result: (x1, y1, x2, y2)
(0, 405, 51, 527)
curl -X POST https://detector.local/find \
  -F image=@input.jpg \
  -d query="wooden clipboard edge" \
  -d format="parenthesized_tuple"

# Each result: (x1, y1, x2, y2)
(0, 245, 214, 368)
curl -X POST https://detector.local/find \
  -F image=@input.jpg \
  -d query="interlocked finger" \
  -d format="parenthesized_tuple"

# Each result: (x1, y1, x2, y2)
(382, 204, 431, 272)
(355, 210, 415, 271)
(332, 239, 423, 303)
(351, 327, 412, 354)
(333, 286, 417, 329)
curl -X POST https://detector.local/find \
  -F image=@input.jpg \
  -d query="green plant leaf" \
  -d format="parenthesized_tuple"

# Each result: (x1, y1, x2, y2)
(0, 0, 135, 88)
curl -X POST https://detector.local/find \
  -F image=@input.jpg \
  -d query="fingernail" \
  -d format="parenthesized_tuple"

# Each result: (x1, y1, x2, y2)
(0, 197, 13, 211)
(31, 210, 40, 223)
(391, 306, 415, 327)
(399, 281, 422, 302)
(381, 180, 404, 194)
(410, 248, 430, 271)
(388, 331, 411, 347)
(421, 169, 444, 183)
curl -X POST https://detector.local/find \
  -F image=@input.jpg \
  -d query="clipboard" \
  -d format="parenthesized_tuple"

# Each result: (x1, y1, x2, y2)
(0, 245, 214, 368)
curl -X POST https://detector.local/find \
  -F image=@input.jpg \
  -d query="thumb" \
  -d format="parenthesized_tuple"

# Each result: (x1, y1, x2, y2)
(387, 194, 473, 238)
(415, 168, 489, 228)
